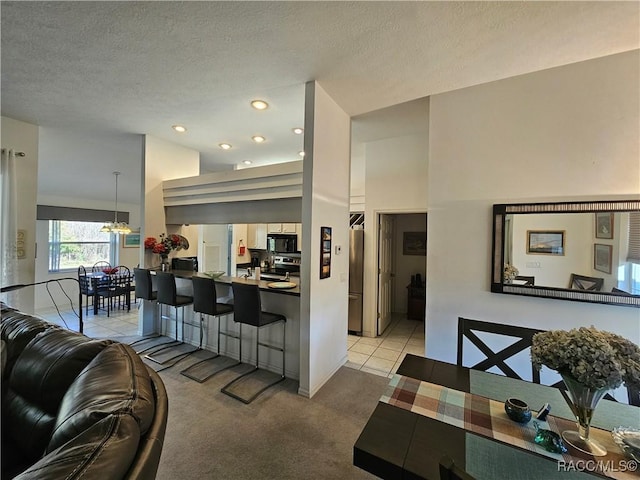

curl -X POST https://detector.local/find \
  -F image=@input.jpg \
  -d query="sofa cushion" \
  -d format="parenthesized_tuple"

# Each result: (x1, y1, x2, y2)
(48, 342, 155, 453)
(2, 328, 112, 465)
(0, 311, 50, 378)
(14, 414, 141, 480)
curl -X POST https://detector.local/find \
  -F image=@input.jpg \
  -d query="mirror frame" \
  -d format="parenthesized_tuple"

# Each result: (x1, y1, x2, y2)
(491, 199, 640, 308)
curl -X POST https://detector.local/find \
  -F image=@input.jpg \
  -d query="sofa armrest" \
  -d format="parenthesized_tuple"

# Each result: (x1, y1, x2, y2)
(124, 367, 169, 480)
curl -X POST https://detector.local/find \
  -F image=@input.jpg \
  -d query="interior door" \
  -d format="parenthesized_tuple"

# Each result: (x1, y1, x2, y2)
(377, 214, 395, 335)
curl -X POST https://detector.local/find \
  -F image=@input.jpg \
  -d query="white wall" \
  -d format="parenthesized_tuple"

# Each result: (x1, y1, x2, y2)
(426, 51, 640, 369)
(1, 117, 39, 312)
(300, 81, 351, 397)
(362, 126, 429, 336)
(142, 135, 200, 268)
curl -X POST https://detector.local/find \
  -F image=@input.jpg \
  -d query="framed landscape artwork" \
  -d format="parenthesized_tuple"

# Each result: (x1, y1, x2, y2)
(123, 233, 141, 248)
(526, 230, 565, 256)
(595, 212, 614, 239)
(594, 243, 612, 274)
(403, 232, 426, 256)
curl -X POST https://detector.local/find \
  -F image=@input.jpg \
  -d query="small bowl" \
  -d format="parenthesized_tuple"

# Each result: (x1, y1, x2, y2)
(505, 397, 532, 424)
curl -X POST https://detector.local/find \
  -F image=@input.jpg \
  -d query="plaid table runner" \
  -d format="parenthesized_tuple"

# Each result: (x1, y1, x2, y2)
(380, 374, 638, 480)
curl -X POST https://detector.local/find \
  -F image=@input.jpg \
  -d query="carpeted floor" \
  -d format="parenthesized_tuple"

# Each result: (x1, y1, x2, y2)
(149, 347, 389, 479)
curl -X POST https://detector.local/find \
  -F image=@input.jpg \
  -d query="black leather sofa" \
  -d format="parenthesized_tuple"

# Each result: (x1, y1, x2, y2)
(1, 302, 168, 480)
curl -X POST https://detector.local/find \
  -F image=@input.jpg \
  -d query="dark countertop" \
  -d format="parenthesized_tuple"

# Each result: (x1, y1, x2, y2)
(160, 269, 300, 297)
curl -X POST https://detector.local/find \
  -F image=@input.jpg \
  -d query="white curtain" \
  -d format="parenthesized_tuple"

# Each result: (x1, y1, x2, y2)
(1, 148, 19, 301)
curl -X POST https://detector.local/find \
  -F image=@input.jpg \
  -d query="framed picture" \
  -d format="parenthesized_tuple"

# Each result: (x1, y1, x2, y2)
(526, 230, 565, 256)
(123, 233, 141, 248)
(594, 243, 613, 274)
(320, 226, 332, 279)
(595, 212, 614, 239)
(403, 231, 426, 256)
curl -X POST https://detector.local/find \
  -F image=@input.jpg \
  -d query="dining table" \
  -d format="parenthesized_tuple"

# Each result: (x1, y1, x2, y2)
(82, 271, 132, 315)
(353, 354, 640, 480)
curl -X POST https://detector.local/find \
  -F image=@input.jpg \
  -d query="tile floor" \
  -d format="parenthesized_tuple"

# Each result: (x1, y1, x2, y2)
(345, 313, 425, 378)
(35, 300, 140, 339)
(35, 303, 425, 379)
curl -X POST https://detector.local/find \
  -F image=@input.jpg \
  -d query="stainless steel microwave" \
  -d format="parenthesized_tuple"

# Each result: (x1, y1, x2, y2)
(267, 234, 297, 253)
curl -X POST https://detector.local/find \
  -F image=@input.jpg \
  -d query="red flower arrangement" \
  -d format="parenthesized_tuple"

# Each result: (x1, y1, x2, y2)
(144, 233, 188, 256)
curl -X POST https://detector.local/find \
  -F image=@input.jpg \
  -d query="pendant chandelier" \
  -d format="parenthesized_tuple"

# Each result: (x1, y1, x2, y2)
(100, 171, 132, 234)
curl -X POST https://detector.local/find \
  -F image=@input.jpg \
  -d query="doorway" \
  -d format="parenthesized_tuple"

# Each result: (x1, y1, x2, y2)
(376, 212, 427, 336)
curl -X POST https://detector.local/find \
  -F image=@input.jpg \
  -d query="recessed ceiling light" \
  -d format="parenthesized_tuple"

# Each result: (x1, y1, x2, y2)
(219, 143, 232, 150)
(243, 160, 253, 165)
(292, 127, 303, 135)
(298, 151, 305, 157)
(251, 99, 269, 110)
(172, 125, 187, 133)
(252, 135, 266, 143)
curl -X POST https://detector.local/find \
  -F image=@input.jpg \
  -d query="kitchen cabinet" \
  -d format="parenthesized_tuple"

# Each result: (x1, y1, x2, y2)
(247, 223, 267, 249)
(268, 223, 298, 234)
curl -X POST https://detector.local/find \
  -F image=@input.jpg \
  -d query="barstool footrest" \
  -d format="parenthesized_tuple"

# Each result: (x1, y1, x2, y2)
(180, 354, 241, 383)
(133, 338, 180, 355)
(145, 343, 199, 365)
(221, 367, 286, 404)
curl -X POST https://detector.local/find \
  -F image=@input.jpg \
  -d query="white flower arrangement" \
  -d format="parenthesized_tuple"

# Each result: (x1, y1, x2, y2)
(531, 326, 640, 391)
(503, 263, 519, 283)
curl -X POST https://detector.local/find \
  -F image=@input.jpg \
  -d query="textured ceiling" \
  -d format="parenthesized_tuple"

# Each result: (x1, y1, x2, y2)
(1, 1, 638, 203)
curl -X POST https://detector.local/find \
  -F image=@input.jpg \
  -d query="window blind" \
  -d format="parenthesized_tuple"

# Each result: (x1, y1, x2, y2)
(628, 211, 640, 263)
(37, 205, 129, 223)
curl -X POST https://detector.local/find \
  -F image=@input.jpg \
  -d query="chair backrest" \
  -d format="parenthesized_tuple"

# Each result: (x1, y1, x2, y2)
(568, 273, 604, 291)
(192, 276, 221, 316)
(439, 456, 476, 480)
(457, 317, 543, 383)
(134, 268, 154, 301)
(231, 282, 262, 327)
(77, 266, 92, 294)
(92, 261, 112, 273)
(514, 275, 535, 286)
(155, 272, 177, 306)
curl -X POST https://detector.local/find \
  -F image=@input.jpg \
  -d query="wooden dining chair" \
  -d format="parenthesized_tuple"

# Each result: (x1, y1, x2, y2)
(514, 275, 535, 286)
(457, 317, 543, 383)
(568, 273, 604, 291)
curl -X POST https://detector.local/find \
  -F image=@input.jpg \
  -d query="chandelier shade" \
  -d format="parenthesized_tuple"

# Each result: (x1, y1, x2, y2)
(100, 171, 132, 234)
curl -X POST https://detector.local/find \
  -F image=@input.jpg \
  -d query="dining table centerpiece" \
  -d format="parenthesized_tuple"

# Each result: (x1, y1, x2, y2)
(531, 326, 640, 456)
(144, 233, 189, 270)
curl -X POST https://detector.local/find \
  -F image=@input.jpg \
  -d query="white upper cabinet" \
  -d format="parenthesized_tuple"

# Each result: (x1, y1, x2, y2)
(247, 223, 267, 249)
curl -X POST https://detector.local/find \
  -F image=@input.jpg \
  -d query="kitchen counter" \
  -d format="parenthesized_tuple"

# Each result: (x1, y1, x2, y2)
(145, 269, 301, 380)
(166, 269, 300, 296)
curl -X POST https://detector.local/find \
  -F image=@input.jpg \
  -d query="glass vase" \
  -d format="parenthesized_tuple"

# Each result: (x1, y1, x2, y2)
(560, 372, 608, 456)
(160, 254, 170, 271)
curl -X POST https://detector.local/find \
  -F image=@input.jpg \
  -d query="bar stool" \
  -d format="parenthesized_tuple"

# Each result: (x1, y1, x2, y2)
(221, 282, 286, 404)
(145, 272, 198, 366)
(130, 268, 175, 354)
(180, 276, 235, 382)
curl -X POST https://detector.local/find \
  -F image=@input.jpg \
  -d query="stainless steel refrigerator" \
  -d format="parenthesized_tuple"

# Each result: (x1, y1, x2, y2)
(348, 228, 364, 334)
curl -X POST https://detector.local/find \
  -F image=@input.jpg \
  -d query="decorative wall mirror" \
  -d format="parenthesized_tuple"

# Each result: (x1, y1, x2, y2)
(491, 200, 640, 307)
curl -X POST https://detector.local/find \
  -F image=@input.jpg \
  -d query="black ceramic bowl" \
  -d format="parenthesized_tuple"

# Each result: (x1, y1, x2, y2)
(505, 397, 532, 424)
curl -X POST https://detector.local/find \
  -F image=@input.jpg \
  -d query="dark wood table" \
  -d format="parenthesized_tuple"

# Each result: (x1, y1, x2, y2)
(354, 356, 469, 480)
(353, 355, 639, 480)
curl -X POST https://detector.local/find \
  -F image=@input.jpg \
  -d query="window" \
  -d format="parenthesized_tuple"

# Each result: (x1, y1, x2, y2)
(48, 220, 115, 272)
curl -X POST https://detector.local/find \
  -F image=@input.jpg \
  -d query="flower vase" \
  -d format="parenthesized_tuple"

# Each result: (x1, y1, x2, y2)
(160, 254, 170, 271)
(560, 373, 608, 456)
